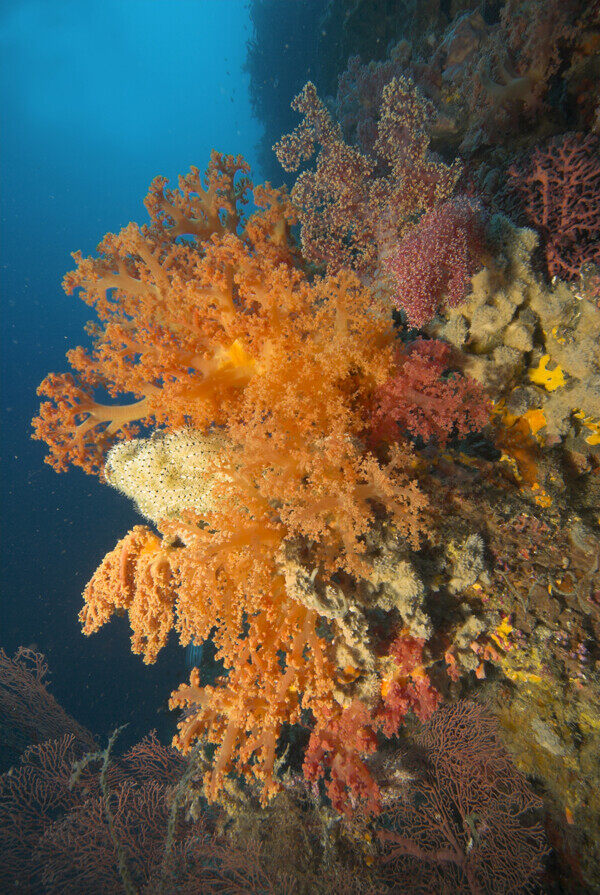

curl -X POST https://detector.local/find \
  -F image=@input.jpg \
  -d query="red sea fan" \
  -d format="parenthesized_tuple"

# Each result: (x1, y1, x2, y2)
(388, 197, 486, 326)
(508, 132, 600, 282)
(379, 700, 548, 894)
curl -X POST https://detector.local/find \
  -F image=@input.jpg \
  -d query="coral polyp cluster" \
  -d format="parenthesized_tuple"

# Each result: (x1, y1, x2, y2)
(105, 429, 230, 522)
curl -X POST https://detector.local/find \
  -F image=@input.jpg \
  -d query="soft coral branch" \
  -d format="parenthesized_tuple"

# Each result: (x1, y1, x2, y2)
(33, 374, 153, 475)
(366, 339, 490, 448)
(33, 153, 280, 475)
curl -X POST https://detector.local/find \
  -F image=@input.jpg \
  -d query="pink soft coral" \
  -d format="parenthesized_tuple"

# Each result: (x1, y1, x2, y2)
(388, 197, 486, 326)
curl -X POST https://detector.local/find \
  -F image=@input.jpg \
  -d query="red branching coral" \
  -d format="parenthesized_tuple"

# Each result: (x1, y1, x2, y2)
(274, 79, 460, 275)
(387, 197, 486, 326)
(508, 132, 600, 282)
(377, 676, 441, 740)
(387, 631, 426, 675)
(303, 701, 381, 817)
(0, 734, 88, 889)
(302, 629, 443, 816)
(0, 725, 282, 895)
(366, 339, 491, 446)
(379, 700, 548, 894)
(0, 648, 96, 762)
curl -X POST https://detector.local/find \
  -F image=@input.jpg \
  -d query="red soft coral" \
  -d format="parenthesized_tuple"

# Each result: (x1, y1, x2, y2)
(388, 197, 486, 326)
(376, 632, 441, 738)
(367, 338, 490, 447)
(303, 701, 381, 817)
(376, 677, 441, 738)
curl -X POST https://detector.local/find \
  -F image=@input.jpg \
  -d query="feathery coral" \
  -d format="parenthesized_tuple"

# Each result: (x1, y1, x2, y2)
(366, 338, 491, 447)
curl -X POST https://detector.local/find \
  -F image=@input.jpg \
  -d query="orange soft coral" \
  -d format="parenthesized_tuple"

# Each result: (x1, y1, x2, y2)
(33, 152, 278, 474)
(80, 525, 180, 663)
(34, 153, 437, 808)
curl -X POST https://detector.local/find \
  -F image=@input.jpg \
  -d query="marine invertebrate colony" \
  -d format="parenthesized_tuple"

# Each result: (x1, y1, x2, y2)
(274, 77, 460, 276)
(431, 214, 600, 453)
(33, 152, 489, 811)
(387, 197, 487, 326)
(508, 132, 600, 283)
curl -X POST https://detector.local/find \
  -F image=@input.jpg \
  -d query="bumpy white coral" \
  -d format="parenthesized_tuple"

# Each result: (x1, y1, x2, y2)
(431, 214, 600, 449)
(104, 429, 230, 524)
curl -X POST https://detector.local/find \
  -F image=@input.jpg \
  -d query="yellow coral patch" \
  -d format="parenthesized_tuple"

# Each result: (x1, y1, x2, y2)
(217, 338, 256, 370)
(531, 483, 552, 507)
(573, 411, 600, 445)
(502, 667, 543, 685)
(137, 533, 162, 557)
(522, 408, 547, 435)
(490, 617, 513, 651)
(529, 355, 566, 391)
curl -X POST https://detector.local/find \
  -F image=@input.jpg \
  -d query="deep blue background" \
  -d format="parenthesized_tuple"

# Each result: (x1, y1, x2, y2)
(1, 0, 263, 746)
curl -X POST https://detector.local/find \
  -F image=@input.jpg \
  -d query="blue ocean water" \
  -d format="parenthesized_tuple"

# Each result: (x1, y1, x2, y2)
(0, 0, 261, 746)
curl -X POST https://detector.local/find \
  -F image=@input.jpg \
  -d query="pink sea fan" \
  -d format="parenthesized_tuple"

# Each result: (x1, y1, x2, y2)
(388, 197, 486, 326)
